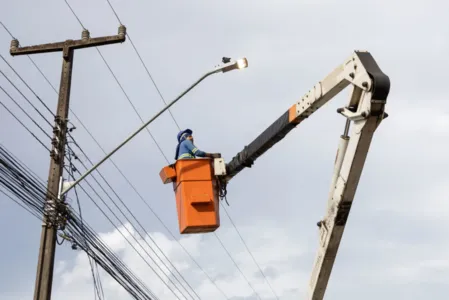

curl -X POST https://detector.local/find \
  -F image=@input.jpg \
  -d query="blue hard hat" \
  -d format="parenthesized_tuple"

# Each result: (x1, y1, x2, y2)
(177, 129, 193, 142)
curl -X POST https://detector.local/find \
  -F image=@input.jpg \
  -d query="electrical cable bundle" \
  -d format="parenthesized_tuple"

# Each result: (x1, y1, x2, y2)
(0, 144, 157, 300)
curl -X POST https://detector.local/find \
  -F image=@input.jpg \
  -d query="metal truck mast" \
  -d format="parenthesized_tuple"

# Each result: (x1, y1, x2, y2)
(157, 50, 390, 298)
(224, 50, 390, 299)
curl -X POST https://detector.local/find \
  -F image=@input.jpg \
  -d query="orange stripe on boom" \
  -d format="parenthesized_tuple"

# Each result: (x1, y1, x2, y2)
(288, 104, 300, 124)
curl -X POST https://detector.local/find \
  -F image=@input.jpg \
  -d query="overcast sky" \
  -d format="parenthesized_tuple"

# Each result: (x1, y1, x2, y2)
(1, 0, 449, 299)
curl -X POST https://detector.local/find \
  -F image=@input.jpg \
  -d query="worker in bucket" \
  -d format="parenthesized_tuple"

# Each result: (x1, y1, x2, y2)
(175, 129, 221, 160)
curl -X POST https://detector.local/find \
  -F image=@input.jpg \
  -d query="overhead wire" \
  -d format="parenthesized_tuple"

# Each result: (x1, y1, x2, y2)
(0, 88, 50, 151)
(0, 147, 48, 216)
(0, 68, 53, 127)
(1, 21, 122, 168)
(63, 0, 170, 164)
(3, 12, 273, 299)
(63, 0, 86, 29)
(0, 68, 164, 299)
(99, 3, 272, 298)
(1, 41, 224, 299)
(67, 154, 162, 299)
(0, 54, 55, 116)
(63, 2, 268, 298)
(67, 136, 200, 300)
(0, 29, 201, 299)
(92, 48, 170, 163)
(213, 232, 262, 300)
(59, 3, 231, 298)
(220, 204, 279, 299)
(64, 170, 162, 300)
(0, 73, 159, 299)
(69, 123, 229, 297)
(67, 149, 104, 300)
(0, 188, 42, 220)
(0, 84, 51, 139)
(0, 21, 15, 39)
(0, 141, 46, 184)
(0, 139, 161, 298)
(0, 143, 159, 300)
(66, 143, 197, 300)
(0, 67, 190, 299)
(103, 0, 181, 131)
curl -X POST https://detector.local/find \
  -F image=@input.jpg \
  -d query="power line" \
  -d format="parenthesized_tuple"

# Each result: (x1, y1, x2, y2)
(0, 90, 50, 151)
(221, 204, 279, 299)
(0, 188, 42, 220)
(0, 21, 15, 39)
(0, 146, 159, 300)
(63, 0, 170, 164)
(0, 44, 167, 300)
(69, 124, 229, 298)
(93, 47, 170, 163)
(3, 23, 190, 297)
(103, 0, 181, 131)
(66, 143, 198, 300)
(63, 0, 85, 29)
(94, 7, 271, 297)
(0, 47, 110, 175)
(0, 84, 51, 139)
(67, 150, 104, 300)
(95, 5, 269, 297)
(0, 67, 53, 127)
(0, 141, 46, 184)
(61, 164, 160, 300)
(59, 6, 232, 298)
(2, 16, 265, 300)
(67, 137, 200, 300)
(0, 28, 227, 298)
(0, 53, 55, 116)
(213, 232, 262, 300)
(2, 145, 159, 300)
(59, 5, 262, 298)
(0, 65, 165, 299)
(68, 175, 166, 300)
(1, 86, 105, 300)
(65, 154, 190, 300)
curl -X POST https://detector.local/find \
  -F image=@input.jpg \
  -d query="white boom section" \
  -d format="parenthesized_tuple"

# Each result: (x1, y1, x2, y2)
(286, 51, 389, 300)
(220, 50, 389, 299)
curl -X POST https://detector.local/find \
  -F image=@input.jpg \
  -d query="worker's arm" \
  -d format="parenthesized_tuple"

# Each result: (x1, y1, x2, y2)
(185, 140, 221, 158)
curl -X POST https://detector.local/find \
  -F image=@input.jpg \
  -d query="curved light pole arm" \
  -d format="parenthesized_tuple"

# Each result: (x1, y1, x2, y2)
(60, 60, 245, 196)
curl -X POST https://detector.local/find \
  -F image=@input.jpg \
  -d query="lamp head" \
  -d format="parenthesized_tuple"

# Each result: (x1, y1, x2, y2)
(219, 57, 248, 73)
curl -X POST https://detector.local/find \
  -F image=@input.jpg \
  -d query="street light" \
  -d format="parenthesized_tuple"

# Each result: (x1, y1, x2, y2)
(221, 58, 248, 73)
(60, 57, 248, 196)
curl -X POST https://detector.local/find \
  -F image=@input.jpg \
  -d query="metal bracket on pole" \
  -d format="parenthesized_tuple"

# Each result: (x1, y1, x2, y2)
(60, 181, 75, 196)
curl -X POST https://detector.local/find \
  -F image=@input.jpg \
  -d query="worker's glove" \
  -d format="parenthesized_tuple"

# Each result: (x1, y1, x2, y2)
(210, 153, 222, 158)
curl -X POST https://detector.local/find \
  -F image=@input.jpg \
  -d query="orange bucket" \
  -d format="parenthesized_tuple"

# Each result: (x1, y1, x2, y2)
(160, 158, 220, 234)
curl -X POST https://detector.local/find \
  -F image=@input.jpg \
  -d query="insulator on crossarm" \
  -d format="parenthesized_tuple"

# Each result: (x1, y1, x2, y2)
(82, 29, 90, 41)
(10, 39, 19, 52)
(118, 25, 127, 39)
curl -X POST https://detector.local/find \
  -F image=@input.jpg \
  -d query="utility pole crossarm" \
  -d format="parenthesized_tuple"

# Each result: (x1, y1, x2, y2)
(10, 25, 126, 56)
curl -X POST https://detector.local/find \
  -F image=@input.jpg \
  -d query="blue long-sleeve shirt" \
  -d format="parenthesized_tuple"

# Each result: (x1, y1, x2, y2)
(176, 139, 206, 159)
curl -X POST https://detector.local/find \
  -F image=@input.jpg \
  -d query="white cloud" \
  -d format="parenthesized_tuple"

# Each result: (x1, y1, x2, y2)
(50, 221, 309, 300)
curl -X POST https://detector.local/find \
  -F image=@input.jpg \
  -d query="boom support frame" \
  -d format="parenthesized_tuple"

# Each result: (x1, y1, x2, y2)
(224, 50, 390, 299)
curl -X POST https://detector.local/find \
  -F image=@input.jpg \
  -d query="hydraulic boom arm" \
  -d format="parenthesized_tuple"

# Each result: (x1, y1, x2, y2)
(224, 51, 390, 299)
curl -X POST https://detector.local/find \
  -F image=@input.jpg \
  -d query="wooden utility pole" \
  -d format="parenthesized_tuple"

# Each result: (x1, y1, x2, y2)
(9, 26, 126, 300)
